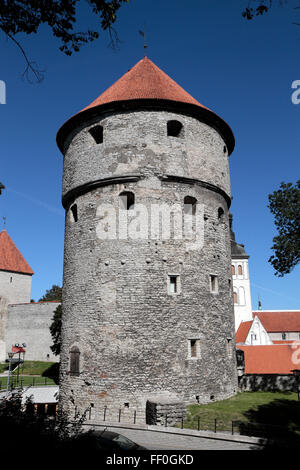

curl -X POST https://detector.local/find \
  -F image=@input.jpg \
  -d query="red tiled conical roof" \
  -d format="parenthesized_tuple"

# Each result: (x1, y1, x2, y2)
(57, 56, 235, 154)
(80, 56, 209, 112)
(0, 230, 34, 275)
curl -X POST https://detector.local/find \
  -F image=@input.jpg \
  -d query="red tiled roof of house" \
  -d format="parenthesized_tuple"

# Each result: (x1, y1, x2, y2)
(0, 230, 34, 275)
(236, 321, 252, 344)
(80, 56, 208, 113)
(253, 311, 300, 333)
(238, 345, 300, 374)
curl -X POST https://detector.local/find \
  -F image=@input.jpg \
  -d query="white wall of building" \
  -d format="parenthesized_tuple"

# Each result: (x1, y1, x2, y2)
(232, 258, 253, 331)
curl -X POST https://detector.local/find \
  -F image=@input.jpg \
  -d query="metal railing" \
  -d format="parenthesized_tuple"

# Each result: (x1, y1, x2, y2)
(0, 376, 56, 391)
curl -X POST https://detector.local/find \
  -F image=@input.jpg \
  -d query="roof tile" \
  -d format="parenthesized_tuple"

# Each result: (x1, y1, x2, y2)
(0, 230, 34, 275)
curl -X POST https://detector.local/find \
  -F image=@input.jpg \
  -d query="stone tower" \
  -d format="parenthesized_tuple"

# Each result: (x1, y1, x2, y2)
(56, 57, 238, 423)
(0, 229, 34, 360)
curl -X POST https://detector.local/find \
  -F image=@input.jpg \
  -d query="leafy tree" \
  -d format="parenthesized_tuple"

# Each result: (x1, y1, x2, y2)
(50, 304, 62, 356)
(268, 181, 300, 276)
(39, 284, 62, 302)
(0, 0, 130, 82)
(242, 1, 300, 23)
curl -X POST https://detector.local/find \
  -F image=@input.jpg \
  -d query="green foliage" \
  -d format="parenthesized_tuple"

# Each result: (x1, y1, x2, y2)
(39, 284, 62, 302)
(0, 392, 89, 455)
(268, 180, 300, 276)
(0, 0, 130, 55)
(50, 304, 62, 356)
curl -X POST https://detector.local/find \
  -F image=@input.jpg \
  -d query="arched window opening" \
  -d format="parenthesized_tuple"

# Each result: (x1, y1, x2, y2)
(232, 265, 235, 275)
(167, 120, 183, 138)
(238, 264, 243, 276)
(70, 204, 78, 223)
(184, 196, 197, 216)
(70, 346, 80, 376)
(218, 207, 225, 221)
(89, 125, 103, 144)
(119, 191, 135, 210)
(233, 290, 238, 305)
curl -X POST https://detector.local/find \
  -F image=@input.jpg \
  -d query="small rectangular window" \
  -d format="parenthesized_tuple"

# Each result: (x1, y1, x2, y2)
(168, 275, 180, 294)
(188, 339, 200, 359)
(226, 338, 233, 357)
(210, 275, 218, 294)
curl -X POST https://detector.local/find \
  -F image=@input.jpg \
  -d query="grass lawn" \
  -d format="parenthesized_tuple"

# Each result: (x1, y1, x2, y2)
(184, 391, 300, 436)
(0, 361, 59, 389)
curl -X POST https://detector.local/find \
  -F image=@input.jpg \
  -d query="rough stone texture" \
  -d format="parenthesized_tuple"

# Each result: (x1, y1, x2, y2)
(4, 302, 59, 361)
(58, 107, 238, 423)
(146, 396, 187, 426)
(239, 374, 297, 392)
(62, 111, 231, 200)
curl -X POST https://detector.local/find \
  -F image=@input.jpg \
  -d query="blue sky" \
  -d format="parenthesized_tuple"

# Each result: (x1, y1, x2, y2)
(0, 0, 299, 309)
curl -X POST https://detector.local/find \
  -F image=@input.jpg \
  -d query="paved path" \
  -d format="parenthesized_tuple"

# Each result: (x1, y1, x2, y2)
(88, 424, 262, 450)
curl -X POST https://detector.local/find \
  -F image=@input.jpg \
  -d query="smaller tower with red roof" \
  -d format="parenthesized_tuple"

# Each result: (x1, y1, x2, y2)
(0, 229, 34, 305)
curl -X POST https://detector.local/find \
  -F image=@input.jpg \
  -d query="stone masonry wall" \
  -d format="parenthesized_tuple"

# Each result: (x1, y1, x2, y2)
(5, 302, 59, 362)
(59, 108, 238, 423)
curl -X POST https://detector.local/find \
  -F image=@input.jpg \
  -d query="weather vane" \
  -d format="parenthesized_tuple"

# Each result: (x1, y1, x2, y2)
(138, 27, 147, 54)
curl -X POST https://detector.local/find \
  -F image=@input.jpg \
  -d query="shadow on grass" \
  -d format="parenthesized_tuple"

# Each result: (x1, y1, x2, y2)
(238, 395, 300, 449)
(42, 362, 59, 384)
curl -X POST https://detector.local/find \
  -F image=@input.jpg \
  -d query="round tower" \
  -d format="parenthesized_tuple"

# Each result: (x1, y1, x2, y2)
(56, 57, 238, 423)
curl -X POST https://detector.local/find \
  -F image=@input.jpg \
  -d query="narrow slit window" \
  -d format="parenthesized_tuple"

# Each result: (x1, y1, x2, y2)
(210, 275, 218, 294)
(233, 290, 238, 304)
(226, 338, 233, 357)
(232, 265, 235, 275)
(169, 275, 178, 294)
(189, 339, 200, 358)
(70, 204, 78, 222)
(70, 346, 80, 376)
(218, 207, 224, 221)
(89, 125, 103, 144)
(167, 120, 183, 138)
(119, 191, 135, 210)
(190, 340, 197, 357)
(238, 264, 243, 275)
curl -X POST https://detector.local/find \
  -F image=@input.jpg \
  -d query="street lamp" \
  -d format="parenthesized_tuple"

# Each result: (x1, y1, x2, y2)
(291, 369, 300, 400)
(6, 352, 14, 395)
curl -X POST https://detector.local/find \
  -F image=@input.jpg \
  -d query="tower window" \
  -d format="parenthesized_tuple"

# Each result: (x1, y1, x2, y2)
(210, 275, 218, 294)
(218, 207, 224, 221)
(188, 339, 201, 359)
(119, 191, 135, 210)
(167, 120, 183, 138)
(10, 277, 12, 283)
(168, 274, 180, 294)
(226, 338, 233, 357)
(232, 265, 235, 275)
(89, 125, 103, 144)
(223, 146, 227, 154)
(238, 265, 243, 275)
(70, 346, 80, 376)
(184, 196, 197, 216)
(70, 204, 78, 222)
(233, 290, 238, 304)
